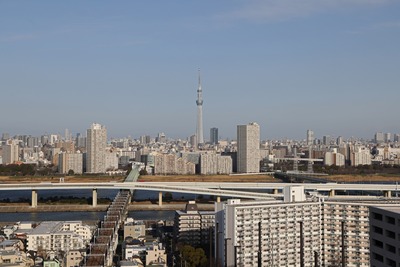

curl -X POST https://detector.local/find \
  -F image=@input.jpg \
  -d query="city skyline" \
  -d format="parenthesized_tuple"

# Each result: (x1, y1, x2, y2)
(1, 1, 400, 139)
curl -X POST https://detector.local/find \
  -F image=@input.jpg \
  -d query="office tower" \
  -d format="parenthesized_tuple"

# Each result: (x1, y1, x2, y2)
(189, 134, 197, 148)
(41, 135, 49, 145)
(322, 135, 331, 146)
(375, 132, 384, 143)
(75, 133, 86, 148)
(1, 139, 19, 164)
(140, 135, 150, 144)
(1, 133, 10, 141)
(306, 129, 314, 145)
(27, 136, 39, 148)
(210, 127, 218, 145)
(336, 136, 343, 146)
(394, 134, 400, 143)
(156, 132, 166, 143)
(196, 70, 204, 146)
(384, 133, 391, 143)
(65, 128, 70, 141)
(369, 206, 400, 267)
(86, 123, 107, 173)
(237, 122, 260, 173)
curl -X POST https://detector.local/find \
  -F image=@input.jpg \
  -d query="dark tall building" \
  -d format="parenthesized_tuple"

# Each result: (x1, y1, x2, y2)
(210, 127, 218, 145)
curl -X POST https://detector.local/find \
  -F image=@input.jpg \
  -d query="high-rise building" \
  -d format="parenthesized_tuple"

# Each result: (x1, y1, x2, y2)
(210, 127, 218, 145)
(1, 133, 10, 141)
(306, 130, 314, 146)
(384, 133, 391, 143)
(216, 192, 321, 267)
(375, 132, 384, 143)
(394, 134, 400, 143)
(196, 70, 204, 146)
(369, 206, 400, 267)
(322, 135, 331, 146)
(336, 136, 343, 146)
(86, 123, 107, 173)
(1, 139, 19, 164)
(216, 192, 400, 267)
(237, 122, 260, 173)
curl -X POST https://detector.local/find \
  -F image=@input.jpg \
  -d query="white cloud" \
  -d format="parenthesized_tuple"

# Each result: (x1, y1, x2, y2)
(217, 0, 392, 22)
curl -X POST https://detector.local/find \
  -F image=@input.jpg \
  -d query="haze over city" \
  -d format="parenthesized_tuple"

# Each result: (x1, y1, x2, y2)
(1, 1, 399, 139)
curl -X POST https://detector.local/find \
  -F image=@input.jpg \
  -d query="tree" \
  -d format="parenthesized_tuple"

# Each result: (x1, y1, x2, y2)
(139, 169, 148, 175)
(164, 192, 173, 202)
(67, 169, 74, 176)
(179, 245, 208, 267)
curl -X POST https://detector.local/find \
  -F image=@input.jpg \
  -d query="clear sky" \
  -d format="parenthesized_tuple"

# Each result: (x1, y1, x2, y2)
(1, 1, 399, 141)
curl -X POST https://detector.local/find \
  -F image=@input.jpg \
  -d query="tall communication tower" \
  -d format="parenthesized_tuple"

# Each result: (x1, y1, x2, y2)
(196, 69, 204, 146)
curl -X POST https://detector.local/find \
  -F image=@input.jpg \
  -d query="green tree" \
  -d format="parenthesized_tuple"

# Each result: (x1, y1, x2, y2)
(67, 169, 74, 176)
(180, 245, 208, 267)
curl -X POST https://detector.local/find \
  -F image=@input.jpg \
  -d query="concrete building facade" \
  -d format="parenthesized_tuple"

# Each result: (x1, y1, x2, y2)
(369, 206, 400, 267)
(86, 123, 107, 173)
(237, 122, 260, 173)
(58, 152, 83, 174)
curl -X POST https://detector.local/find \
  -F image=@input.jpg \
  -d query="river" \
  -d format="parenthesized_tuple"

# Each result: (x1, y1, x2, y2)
(0, 189, 191, 223)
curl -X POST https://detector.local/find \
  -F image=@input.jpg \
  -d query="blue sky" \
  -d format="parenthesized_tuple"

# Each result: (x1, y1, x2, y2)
(1, 1, 399, 140)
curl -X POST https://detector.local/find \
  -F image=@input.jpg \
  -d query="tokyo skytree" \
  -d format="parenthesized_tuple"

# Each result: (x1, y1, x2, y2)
(196, 69, 204, 145)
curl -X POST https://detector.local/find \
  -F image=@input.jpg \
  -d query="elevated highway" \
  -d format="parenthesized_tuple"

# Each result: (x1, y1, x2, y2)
(0, 181, 399, 207)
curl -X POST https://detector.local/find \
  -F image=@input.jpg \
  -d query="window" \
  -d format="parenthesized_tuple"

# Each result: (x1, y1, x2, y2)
(373, 226, 383, 235)
(386, 230, 395, 239)
(386, 243, 396, 253)
(372, 212, 383, 221)
(372, 239, 383, 248)
(372, 252, 383, 262)
(386, 216, 395, 225)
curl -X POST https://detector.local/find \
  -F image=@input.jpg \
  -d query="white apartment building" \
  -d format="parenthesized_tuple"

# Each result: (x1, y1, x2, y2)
(26, 221, 92, 252)
(307, 129, 314, 146)
(86, 123, 107, 173)
(153, 153, 195, 175)
(216, 188, 400, 267)
(58, 152, 83, 174)
(216, 195, 321, 267)
(200, 153, 232, 175)
(1, 139, 19, 164)
(105, 150, 119, 170)
(237, 122, 260, 173)
(351, 150, 372, 166)
(321, 201, 370, 266)
(324, 150, 345, 166)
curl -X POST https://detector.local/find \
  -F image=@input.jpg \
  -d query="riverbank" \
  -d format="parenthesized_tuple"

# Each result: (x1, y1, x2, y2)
(0, 202, 214, 213)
